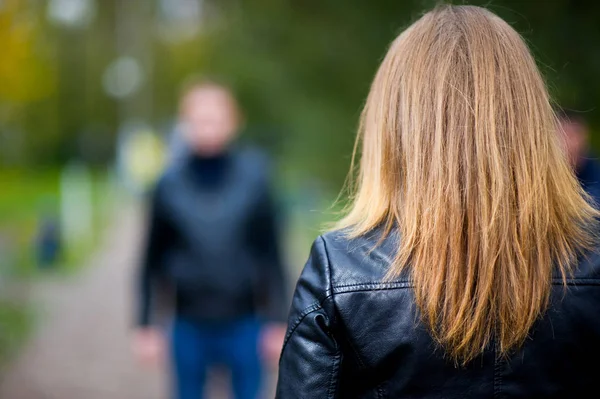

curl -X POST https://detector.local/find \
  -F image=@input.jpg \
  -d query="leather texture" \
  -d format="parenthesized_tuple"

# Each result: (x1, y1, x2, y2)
(276, 227, 600, 398)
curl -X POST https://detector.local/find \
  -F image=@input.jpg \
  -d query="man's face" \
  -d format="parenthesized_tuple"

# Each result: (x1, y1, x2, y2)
(560, 120, 588, 168)
(180, 86, 239, 156)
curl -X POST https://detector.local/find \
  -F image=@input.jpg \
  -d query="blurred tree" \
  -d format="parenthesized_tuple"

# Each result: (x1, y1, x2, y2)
(0, 0, 56, 164)
(198, 0, 600, 190)
(3, 0, 600, 190)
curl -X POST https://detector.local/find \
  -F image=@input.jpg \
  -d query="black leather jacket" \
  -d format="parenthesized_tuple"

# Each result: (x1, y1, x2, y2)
(276, 228, 600, 398)
(137, 147, 287, 326)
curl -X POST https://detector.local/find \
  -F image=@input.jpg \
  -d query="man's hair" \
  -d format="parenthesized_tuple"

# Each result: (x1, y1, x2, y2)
(178, 74, 235, 100)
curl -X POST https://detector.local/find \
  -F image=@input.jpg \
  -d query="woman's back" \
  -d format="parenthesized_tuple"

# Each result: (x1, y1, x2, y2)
(277, 229, 600, 398)
(276, 4, 600, 398)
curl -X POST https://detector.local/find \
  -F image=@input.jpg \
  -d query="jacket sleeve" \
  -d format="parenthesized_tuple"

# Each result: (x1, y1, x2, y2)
(276, 236, 342, 399)
(249, 184, 289, 321)
(135, 185, 172, 327)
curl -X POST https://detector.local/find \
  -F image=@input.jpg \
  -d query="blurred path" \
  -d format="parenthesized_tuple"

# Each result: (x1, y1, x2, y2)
(0, 204, 167, 399)
(0, 203, 278, 399)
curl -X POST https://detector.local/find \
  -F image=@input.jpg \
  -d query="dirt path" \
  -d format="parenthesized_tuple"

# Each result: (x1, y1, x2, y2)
(0, 204, 278, 399)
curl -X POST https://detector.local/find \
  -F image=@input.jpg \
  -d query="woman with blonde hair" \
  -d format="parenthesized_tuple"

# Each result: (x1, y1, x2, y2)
(276, 5, 600, 398)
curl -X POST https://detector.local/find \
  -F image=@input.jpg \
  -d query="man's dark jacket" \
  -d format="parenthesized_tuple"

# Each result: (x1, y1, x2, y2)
(137, 146, 287, 326)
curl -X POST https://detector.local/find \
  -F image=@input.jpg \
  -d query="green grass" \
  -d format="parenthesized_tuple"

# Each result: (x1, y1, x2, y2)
(0, 167, 116, 368)
(0, 168, 114, 277)
(0, 302, 32, 369)
(0, 170, 57, 277)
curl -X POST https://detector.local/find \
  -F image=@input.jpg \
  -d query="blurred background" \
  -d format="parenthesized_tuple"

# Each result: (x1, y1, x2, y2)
(0, 0, 599, 398)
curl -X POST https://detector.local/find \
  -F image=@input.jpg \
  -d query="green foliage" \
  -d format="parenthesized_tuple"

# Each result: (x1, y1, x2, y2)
(0, 169, 112, 276)
(198, 0, 600, 189)
(3, 0, 600, 186)
(0, 302, 31, 368)
(198, 1, 428, 186)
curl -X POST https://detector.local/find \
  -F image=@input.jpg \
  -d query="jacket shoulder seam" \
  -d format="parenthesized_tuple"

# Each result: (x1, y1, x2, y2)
(333, 280, 412, 288)
(332, 281, 413, 294)
(319, 235, 334, 296)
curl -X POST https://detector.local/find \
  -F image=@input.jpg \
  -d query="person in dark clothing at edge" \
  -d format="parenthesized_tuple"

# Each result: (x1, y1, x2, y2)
(132, 79, 288, 399)
(558, 108, 600, 202)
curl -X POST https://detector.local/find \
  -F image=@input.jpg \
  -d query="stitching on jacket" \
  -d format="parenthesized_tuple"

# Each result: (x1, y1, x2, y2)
(331, 279, 600, 290)
(333, 281, 413, 288)
(281, 237, 334, 353)
(327, 344, 342, 399)
(329, 279, 600, 293)
(281, 301, 324, 352)
(320, 235, 333, 296)
(332, 282, 413, 294)
(321, 236, 342, 399)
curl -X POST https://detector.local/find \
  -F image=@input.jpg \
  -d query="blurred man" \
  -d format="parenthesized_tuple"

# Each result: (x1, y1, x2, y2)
(133, 80, 288, 399)
(558, 109, 600, 202)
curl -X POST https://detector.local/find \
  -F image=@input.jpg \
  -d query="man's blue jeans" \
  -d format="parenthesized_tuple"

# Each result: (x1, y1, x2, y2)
(171, 316, 262, 399)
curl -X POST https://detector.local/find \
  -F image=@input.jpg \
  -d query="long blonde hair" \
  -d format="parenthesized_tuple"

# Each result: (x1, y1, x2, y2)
(338, 5, 599, 365)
